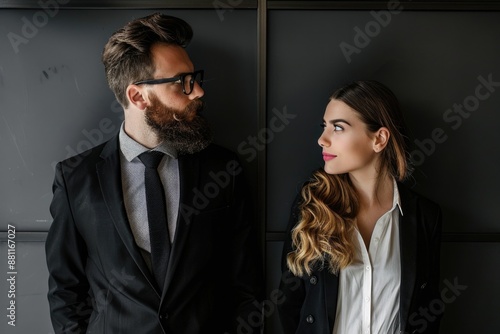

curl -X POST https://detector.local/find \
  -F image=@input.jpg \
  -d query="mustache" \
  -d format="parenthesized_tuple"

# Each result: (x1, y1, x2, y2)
(172, 99, 204, 122)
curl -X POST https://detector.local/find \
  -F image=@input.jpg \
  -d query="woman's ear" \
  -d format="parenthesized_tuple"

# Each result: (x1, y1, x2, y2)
(373, 127, 390, 153)
(126, 84, 149, 110)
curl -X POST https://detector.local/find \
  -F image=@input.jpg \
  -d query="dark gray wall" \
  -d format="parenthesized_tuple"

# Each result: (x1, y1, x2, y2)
(0, 8, 257, 334)
(266, 9, 500, 334)
(1, 4, 499, 334)
(0, 9, 258, 232)
(267, 10, 500, 233)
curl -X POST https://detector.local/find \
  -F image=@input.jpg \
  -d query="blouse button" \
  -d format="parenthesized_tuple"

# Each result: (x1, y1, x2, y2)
(309, 276, 318, 285)
(306, 315, 315, 324)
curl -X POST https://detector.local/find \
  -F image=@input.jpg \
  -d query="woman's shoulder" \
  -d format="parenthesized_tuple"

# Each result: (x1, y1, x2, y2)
(397, 182, 441, 214)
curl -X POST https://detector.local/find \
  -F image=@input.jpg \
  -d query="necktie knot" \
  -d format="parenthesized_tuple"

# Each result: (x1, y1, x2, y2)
(139, 151, 164, 169)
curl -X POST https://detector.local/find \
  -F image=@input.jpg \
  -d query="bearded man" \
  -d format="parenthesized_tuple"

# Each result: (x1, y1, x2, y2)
(45, 13, 262, 334)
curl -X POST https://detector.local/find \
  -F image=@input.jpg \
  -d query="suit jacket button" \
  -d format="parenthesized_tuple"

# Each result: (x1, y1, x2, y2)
(421, 282, 427, 289)
(310, 276, 318, 285)
(306, 315, 314, 324)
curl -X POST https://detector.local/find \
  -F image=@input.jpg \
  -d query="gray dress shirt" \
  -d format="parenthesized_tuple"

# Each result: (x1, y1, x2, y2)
(118, 123, 180, 270)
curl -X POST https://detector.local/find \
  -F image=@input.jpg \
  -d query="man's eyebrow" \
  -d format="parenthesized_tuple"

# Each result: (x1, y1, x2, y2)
(169, 72, 185, 78)
(156, 71, 187, 78)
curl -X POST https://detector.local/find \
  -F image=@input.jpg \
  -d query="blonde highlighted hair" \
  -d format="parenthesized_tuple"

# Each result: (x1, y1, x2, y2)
(287, 80, 411, 276)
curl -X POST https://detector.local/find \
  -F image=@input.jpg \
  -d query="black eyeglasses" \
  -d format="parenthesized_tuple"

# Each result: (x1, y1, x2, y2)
(133, 70, 204, 95)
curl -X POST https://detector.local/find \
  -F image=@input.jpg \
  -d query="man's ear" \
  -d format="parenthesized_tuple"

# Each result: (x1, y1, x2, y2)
(126, 84, 149, 110)
(373, 127, 390, 153)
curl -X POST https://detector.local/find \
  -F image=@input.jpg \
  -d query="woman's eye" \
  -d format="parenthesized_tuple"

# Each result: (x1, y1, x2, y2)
(333, 124, 344, 131)
(320, 123, 326, 128)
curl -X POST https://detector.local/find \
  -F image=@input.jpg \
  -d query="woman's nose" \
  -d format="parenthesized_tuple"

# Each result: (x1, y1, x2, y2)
(318, 131, 330, 147)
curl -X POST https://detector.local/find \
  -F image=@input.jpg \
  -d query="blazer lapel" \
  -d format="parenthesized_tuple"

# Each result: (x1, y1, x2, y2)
(161, 152, 200, 297)
(96, 136, 159, 295)
(398, 184, 418, 331)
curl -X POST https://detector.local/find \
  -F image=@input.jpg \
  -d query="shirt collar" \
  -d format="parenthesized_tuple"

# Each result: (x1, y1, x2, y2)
(392, 178, 403, 216)
(119, 122, 178, 162)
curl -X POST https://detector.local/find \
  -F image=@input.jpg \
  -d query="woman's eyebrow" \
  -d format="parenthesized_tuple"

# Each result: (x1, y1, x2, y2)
(327, 118, 351, 126)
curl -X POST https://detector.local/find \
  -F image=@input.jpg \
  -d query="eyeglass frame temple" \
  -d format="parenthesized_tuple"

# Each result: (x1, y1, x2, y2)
(132, 70, 204, 94)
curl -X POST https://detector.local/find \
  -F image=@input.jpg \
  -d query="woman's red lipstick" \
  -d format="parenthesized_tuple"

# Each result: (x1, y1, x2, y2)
(322, 153, 337, 161)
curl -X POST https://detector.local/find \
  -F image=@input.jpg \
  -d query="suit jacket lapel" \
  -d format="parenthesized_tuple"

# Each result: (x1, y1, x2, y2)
(161, 152, 200, 297)
(96, 136, 159, 295)
(398, 183, 418, 331)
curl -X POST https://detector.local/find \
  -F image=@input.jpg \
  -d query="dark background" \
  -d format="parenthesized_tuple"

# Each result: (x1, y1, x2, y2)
(1, 1, 499, 333)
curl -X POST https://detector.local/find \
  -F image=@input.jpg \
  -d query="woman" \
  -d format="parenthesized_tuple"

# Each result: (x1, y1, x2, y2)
(278, 81, 442, 334)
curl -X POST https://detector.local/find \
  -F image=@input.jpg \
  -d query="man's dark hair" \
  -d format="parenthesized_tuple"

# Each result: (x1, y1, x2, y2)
(102, 13, 193, 107)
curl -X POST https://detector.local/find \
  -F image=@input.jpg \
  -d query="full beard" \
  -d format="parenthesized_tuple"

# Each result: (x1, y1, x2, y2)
(145, 94, 213, 154)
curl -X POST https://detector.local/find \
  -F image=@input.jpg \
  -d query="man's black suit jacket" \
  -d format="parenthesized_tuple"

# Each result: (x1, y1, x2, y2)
(46, 135, 262, 333)
(278, 182, 442, 334)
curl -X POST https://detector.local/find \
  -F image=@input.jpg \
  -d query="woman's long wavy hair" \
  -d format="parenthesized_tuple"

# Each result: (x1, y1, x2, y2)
(287, 80, 412, 276)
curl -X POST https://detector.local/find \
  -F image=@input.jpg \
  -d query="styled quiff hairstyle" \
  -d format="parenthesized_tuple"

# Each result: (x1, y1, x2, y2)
(102, 13, 193, 107)
(287, 80, 412, 276)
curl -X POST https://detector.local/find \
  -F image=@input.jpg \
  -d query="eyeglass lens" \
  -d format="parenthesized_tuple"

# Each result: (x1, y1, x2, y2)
(183, 71, 203, 94)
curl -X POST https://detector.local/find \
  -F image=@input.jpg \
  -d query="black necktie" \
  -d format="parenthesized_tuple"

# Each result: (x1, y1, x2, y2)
(139, 151, 171, 290)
